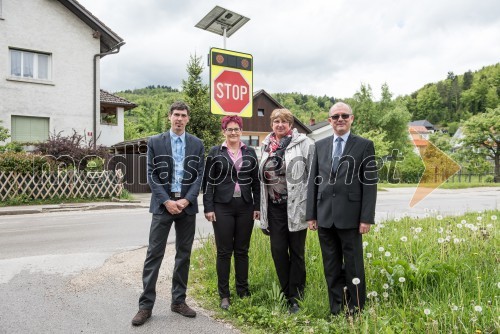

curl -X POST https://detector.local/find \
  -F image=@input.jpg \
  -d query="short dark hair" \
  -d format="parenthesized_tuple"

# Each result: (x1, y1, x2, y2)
(170, 101, 190, 115)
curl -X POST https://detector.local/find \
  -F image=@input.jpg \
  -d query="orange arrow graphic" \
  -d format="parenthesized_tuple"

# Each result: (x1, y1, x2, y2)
(410, 132, 461, 207)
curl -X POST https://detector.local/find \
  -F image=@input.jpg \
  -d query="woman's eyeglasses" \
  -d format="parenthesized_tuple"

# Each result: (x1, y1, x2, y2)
(224, 128, 241, 133)
(330, 114, 352, 121)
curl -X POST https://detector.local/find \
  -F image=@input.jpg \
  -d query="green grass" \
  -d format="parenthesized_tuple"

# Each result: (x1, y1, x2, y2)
(190, 211, 499, 333)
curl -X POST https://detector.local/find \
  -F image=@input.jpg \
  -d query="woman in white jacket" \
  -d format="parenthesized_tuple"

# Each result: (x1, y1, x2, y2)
(259, 108, 314, 314)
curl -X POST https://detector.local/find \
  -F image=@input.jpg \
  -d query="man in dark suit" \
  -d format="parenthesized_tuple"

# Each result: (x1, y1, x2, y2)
(132, 101, 205, 326)
(306, 102, 377, 316)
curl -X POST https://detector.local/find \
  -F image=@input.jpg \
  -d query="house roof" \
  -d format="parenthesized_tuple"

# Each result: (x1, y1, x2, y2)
(57, 0, 123, 52)
(409, 120, 434, 128)
(253, 89, 312, 134)
(307, 120, 329, 132)
(100, 90, 137, 110)
(409, 125, 429, 134)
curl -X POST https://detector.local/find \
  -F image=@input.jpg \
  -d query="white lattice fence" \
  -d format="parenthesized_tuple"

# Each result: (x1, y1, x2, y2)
(0, 170, 124, 201)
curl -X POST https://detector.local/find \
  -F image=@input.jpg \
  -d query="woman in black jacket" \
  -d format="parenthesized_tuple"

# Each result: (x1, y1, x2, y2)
(203, 115, 260, 310)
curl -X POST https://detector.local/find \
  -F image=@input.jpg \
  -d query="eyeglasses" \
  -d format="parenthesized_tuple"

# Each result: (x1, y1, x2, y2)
(224, 128, 241, 133)
(330, 114, 352, 121)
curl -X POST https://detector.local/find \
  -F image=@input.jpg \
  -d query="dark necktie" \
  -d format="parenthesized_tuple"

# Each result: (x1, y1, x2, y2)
(332, 137, 343, 172)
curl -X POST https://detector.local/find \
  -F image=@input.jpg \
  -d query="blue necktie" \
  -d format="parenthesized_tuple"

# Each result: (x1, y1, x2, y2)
(332, 137, 343, 172)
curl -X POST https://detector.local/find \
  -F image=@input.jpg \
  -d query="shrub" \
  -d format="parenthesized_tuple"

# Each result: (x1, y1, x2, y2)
(34, 130, 109, 171)
(0, 152, 55, 173)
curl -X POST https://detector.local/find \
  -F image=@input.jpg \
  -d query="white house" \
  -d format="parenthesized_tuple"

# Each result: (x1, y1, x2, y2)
(307, 120, 331, 142)
(0, 0, 130, 147)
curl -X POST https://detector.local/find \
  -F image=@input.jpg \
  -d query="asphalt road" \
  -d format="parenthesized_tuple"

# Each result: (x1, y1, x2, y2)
(0, 187, 498, 333)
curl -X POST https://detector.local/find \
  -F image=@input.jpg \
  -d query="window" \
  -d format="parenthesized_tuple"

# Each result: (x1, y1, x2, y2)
(11, 116, 49, 142)
(241, 135, 259, 147)
(257, 109, 265, 117)
(10, 49, 51, 80)
(100, 107, 118, 125)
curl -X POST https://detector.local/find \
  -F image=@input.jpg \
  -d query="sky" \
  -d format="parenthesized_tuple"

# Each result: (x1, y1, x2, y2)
(82, 0, 500, 100)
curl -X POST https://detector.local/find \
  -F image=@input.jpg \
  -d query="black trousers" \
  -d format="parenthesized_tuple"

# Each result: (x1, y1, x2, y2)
(318, 225, 366, 314)
(213, 197, 254, 298)
(139, 210, 196, 310)
(267, 201, 307, 304)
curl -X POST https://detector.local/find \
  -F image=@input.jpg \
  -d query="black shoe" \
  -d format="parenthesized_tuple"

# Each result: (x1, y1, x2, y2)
(220, 297, 230, 310)
(171, 302, 197, 318)
(131, 309, 152, 326)
(237, 291, 251, 298)
(289, 303, 300, 314)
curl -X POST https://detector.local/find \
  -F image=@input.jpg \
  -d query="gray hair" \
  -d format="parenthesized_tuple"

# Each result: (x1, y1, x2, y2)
(329, 102, 353, 115)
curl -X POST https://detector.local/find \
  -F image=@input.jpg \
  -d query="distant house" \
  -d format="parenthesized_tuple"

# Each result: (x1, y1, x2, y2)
(0, 0, 129, 147)
(99, 90, 137, 146)
(408, 120, 436, 132)
(408, 125, 430, 153)
(307, 120, 331, 141)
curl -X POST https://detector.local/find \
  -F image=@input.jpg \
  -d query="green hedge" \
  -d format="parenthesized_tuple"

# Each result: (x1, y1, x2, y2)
(0, 152, 56, 173)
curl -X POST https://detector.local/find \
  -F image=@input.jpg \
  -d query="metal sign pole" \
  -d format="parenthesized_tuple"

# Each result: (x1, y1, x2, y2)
(222, 26, 227, 49)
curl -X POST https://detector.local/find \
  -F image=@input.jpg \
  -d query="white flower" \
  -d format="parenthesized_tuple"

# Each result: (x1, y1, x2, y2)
(438, 238, 444, 244)
(414, 235, 419, 240)
(352, 277, 361, 285)
(400, 236, 408, 242)
(371, 291, 378, 297)
(451, 304, 458, 311)
(424, 308, 431, 315)
(382, 292, 389, 298)
(477, 216, 483, 221)
(374, 226, 380, 232)
(460, 219, 467, 224)
(453, 238, 460, 244)
(436, 215, 443, 221)
(437, 227, 444, 233)
(380, 269, 387, 275)
(415, 227, 422, 233)
(474, 305, 482, 312)
(491, 215, 497, 221)
(394, 217, 401, 222)
(363, 241, 369, 248)
(424, 213, 430, 218)
(383, 283, 389, 289)
(378, 246, 385, 252)
(384, 251, 391, 257)
(497, 282, 500, 289)
(457, 223, 463, 229)
(399, 277, 406, 283)
(445, 236, 451, 242)
(487, 224, 493, 228)
(366, 253, 372, 258)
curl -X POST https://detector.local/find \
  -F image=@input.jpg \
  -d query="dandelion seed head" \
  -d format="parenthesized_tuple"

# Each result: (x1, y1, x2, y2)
(378, 246, 385, 252)
(394, 217, 401, 222)
(366, 253, 372, 258)
(438, 238, 444, 244)
(383, 284, 389, 289)
(451, 304, 458, 311)
(461, 219, 467, 224)
(382, 292, 389, 298)
(385, 251, 391, 257)
(437, 227, 444, 233)
(371, 291, 378, 297)
(352, 277, 360, 285)
(424, 308, 431, 315)
(477, 216, 482, 221)
(474, 305, 482, 312)
(437, 215, 443, 220)
(497, 282, 500, 289)
(399, 277, 406, 283)
(457, 223, 463, 229)
(400, 236, 407, 242)
(454, 238, 460, 244)
(362, 241, 369, 248)
(415, 227, 422, 233)
(491, 215, 497, 221)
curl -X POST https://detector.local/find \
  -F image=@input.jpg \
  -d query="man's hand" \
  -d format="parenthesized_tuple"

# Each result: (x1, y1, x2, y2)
(164, 200, 181, 215)
(176, 199, 190, 211)
(253, 211, 260, 220)
(307, 220, 318, 231)
(205, 212, 216, 222)
(359, 222, 371, 234)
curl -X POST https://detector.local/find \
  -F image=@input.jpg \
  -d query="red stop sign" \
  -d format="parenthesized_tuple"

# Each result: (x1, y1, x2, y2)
(213, 70, 250, 114)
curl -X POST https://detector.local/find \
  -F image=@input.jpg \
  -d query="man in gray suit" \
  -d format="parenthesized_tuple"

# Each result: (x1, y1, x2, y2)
(132, 101, 205, 326)
(306, 102, 377, 316)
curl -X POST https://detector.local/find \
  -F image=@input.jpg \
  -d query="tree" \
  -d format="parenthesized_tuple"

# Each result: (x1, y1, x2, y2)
(0, 120, 9, 142)
(182, 54, 222, 150)
(461, 107, 500, 182)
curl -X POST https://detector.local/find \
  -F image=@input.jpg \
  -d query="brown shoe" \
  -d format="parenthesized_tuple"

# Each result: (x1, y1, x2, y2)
(131, 309, 152, 326)
(171, 302, 197, 318)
